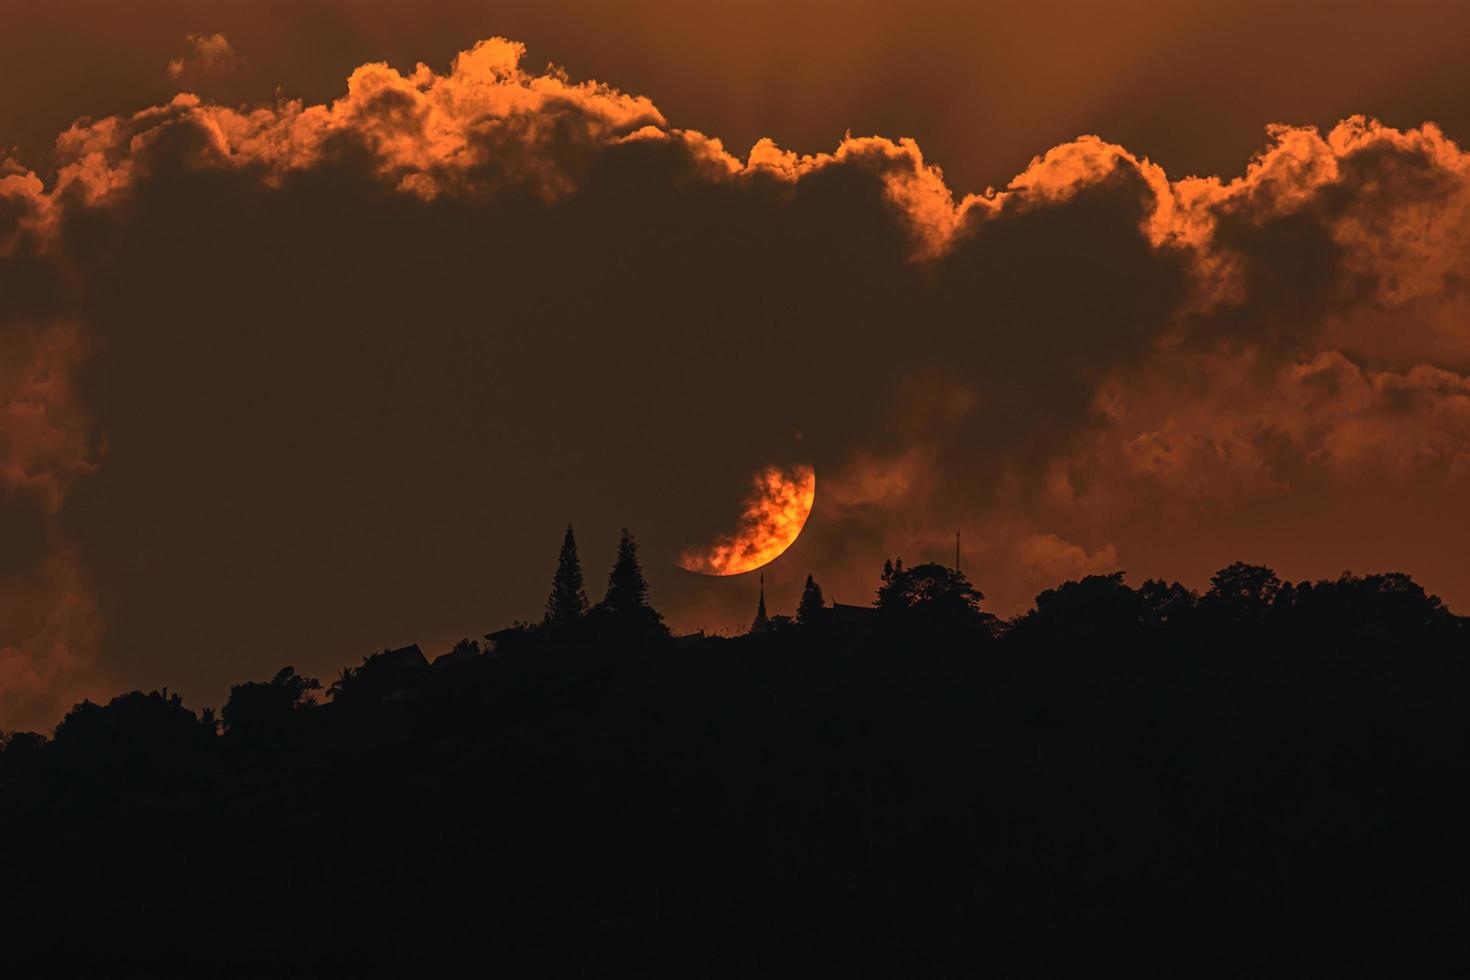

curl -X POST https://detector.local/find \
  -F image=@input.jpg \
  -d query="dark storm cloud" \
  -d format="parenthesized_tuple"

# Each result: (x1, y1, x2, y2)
(4, 39, 1470, 728)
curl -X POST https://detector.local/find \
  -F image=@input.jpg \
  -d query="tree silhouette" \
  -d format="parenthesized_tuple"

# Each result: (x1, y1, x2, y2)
(328, 665, 356, 700)
(796, 574, 825, 625)
(1139, 577, 1198, 626)
(222, 666, 321, 742)
(1205, 561, 1283, 621)
(877, 561, 980, 615)
(44, 689, 218, 795)
(1027, 572, 1140, 634)
(875, 560, 993, 640)
(544, 524, 589, 626)
(2, 554, 1468, 976)
(877, 557, 905, 611)
(604, 528, 650, 615)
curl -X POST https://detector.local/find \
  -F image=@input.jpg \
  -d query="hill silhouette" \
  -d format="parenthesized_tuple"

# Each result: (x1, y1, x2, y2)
(1, 537, 1467, 976)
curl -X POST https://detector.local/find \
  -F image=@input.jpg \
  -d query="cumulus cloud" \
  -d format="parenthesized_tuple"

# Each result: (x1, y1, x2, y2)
(166, 33, 246, 87)
(3, 37, 1470, 728)
(1036, 121, 1470, 519)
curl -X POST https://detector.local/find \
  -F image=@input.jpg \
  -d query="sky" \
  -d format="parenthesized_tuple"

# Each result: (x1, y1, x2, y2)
(4, 0, 1470, 729)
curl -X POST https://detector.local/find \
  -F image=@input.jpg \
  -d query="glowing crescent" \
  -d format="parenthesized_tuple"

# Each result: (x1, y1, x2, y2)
(677, 464, 816, 576)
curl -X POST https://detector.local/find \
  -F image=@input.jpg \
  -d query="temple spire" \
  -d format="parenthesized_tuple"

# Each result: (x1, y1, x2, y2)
(750, 571, 771, 634)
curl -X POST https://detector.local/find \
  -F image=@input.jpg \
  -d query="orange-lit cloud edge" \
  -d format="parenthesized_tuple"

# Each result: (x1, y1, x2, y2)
(678, 464, 817, 576)
(5, 35, 1470, 724)
(8, 37, 1462, 267)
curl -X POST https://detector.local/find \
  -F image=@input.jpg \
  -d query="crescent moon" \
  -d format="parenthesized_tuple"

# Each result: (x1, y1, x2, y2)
(677, 463, 816, 576)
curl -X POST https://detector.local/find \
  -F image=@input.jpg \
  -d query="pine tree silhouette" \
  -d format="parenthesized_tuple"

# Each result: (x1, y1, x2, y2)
(877, 557, 905, 609)
(604, 528, 650, 614)
(797, 574, 826, 625)
(544, 524, 589, 626)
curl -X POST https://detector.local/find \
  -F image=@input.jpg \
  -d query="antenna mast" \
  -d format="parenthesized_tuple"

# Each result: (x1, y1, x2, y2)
(955, 530, 961, 571)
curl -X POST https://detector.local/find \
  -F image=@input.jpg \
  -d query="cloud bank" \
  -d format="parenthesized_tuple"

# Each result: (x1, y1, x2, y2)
(3, 38, 1469, 728)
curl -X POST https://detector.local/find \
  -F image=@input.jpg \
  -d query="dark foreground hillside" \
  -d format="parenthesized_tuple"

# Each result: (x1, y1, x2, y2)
(2, 564, 1468, 976)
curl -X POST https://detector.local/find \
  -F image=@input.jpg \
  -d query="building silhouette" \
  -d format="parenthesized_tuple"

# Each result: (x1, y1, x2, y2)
(749, 572, 772, 635)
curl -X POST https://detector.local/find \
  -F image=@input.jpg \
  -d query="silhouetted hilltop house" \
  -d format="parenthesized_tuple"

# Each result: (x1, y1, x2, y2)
(431, 640, 481, 671)
(483, 625, 538, 656)
(350, 644, 430, 702)
(374, 644, 429, 675)
(749, 572, 771, 635)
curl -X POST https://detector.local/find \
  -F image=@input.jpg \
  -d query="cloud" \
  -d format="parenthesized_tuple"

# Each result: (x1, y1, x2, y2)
(0, 305, 101, 734)
(1045, 120, 1470, 513)
(1063, 348, 1470, 516)
(3, 36, 1470, 727)
(1, 174, 101, 729)
(0, 321, 98, 511)
(166, 33, 246, 87)
(0, 544, 104, 728)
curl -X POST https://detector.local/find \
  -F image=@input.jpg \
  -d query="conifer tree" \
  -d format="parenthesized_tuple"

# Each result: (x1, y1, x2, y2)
(544, 524, 589, 626)
(877, 557, 905, 608)
(797, 574, 826, 625)
(604, 528, 650, 614)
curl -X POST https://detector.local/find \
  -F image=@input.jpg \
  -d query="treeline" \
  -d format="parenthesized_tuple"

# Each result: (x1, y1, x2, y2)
(1, 529, 1467, 976)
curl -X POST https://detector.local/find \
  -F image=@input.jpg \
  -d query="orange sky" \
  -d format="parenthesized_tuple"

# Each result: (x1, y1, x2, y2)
(4, 1, 1470, 731)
